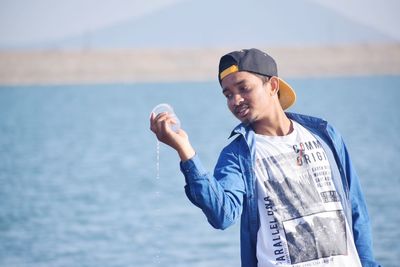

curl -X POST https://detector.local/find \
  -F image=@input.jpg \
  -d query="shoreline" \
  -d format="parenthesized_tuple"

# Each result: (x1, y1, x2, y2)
(0, 43, 399, 85)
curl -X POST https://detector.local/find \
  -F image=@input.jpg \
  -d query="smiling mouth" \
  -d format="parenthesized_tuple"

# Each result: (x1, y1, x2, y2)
(235, 104, 249, 118)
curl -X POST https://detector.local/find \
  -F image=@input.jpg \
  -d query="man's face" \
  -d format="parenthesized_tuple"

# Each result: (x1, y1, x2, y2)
(221, 71, 276, 124)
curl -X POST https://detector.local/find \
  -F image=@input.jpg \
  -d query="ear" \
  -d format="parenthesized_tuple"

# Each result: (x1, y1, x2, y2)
(269, 76, 280, 96)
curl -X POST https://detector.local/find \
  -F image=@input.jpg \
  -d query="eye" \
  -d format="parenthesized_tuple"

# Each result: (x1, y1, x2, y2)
(223, 89, 233, 99)
(224, 93, 233, 100)
(240, 86, 251, 93)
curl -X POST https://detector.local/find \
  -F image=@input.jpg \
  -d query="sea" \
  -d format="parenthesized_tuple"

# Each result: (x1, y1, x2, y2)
(0, 76, 399, 267)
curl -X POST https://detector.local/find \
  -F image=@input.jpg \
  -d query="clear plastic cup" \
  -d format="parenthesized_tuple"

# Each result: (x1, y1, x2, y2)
(151, 103, 181, 132)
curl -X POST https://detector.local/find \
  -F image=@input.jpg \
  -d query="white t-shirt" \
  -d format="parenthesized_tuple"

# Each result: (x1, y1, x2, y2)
(254, 121, 361, 267)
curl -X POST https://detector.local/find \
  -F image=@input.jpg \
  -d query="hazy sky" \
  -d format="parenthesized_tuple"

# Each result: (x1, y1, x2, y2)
(0, 0, 399, 47)
(0, 0, 183, 46)
(308, 0, 400, 40)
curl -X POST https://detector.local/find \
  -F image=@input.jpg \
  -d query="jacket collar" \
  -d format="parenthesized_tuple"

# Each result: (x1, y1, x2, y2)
(229, 123, 250, 139)
(228, 112, 328, 139)
(286, 112, 328, 130)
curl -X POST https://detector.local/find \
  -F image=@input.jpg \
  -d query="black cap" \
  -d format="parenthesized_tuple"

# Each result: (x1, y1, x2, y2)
(218, 48, 296, 110)
(219, 48, 278, 83)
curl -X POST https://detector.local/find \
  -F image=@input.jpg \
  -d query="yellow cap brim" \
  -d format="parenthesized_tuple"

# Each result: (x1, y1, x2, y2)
(220, 65, 239, 80)
(278, 78, 296, 110)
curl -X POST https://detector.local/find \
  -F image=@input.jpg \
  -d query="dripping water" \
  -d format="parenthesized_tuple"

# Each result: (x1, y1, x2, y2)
(153, 140, 161, 264)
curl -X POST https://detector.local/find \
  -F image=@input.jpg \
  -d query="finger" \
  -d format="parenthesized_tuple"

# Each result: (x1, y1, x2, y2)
(152, 115, 168, 137)
(150, 112, 155, 128)
(153, 112, 179, 138)
(150, 112, 156, 122)
(155, 112, 169, 121)
(169, 117, 178, 125)
(150, 112, 158, 133)
(151, 112, 168, 133)
(160, 116, 174, 134)
(155, 113, 175, 127)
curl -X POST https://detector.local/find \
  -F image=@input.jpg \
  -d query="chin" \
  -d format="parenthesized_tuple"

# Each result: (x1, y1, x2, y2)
(242, 114, 260, 125)
(237, 116, 252, 125)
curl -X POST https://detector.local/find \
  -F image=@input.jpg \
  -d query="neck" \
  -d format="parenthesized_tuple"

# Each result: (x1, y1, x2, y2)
(251, 109, 292, 136)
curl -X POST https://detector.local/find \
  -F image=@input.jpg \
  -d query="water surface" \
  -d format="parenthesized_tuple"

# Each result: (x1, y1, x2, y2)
(0, 76, 399, 266)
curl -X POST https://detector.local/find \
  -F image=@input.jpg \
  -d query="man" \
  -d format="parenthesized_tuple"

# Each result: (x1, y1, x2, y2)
(150, 48, 380, 267)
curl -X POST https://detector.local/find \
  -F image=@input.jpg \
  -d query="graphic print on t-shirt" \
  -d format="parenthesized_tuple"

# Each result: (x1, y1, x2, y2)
(255, 121, 361, 267)
(283, 211, 347, 264)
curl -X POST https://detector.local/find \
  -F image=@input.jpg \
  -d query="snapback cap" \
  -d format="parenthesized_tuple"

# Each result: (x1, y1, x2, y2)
(218, 48, 296, 110)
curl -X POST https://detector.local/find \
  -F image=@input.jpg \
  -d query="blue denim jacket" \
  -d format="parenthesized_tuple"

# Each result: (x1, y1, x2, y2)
(180, 112, 380, 267)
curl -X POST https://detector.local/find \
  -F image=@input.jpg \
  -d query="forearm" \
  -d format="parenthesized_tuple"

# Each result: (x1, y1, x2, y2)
(180, 154, 244, 230)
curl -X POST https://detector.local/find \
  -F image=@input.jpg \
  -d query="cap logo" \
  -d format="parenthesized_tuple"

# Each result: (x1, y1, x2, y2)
(220, 65, 239, 80)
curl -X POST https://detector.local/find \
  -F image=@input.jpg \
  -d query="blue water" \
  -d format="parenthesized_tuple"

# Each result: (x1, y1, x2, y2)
(0, 76, 399, 267)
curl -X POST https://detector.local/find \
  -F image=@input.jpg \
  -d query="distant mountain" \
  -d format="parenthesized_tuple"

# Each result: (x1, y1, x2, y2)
(42, 0, 396, 49)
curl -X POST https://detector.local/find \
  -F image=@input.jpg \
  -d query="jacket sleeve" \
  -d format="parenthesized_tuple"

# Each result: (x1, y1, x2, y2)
(327, 125, 381, 267)
(180, 145, 246, 230)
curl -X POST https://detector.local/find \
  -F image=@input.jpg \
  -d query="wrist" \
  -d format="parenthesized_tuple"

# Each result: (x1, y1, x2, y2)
(177, 144, 195, 162)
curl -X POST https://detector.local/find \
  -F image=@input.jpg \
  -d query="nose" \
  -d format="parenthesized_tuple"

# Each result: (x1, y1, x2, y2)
(230, 93, 244, 106)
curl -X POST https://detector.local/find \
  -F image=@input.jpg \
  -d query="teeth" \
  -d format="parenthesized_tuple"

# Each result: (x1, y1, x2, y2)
(236, 105, 248, 115)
